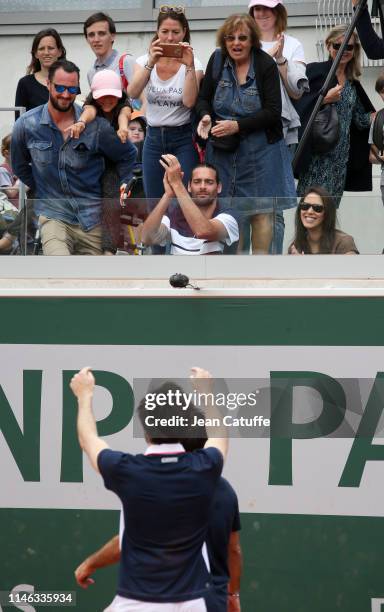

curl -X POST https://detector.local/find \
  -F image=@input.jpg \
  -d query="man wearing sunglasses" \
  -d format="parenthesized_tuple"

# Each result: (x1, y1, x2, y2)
(11, 59, 137, 255)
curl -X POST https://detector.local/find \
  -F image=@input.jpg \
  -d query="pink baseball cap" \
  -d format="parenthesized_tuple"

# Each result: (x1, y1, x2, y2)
(249, 0, 283, 8)
(91, 69, 122, 99)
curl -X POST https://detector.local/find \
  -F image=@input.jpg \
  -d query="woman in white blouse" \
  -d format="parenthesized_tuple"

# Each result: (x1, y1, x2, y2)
(128, 6, 203, 201)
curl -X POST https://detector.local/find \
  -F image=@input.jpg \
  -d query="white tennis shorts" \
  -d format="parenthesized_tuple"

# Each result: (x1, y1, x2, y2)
(104, 596, 207, 612)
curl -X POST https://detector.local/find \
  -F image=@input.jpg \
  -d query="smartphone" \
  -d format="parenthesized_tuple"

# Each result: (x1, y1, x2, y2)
(159, 43, 183, 59)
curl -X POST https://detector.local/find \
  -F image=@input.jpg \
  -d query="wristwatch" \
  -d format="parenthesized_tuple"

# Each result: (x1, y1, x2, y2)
(276, 56, 287, 66)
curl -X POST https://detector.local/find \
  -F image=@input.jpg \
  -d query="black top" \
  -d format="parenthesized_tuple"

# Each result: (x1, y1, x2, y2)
(206, 477, 241, 586)
(294, 60, 374, 192)
(356, 5, 384, 59)
(196, 47, 283, 144)
(15, 74, 49, 117)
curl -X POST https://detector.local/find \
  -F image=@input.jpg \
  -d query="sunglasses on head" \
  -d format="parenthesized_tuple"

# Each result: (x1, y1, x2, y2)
(159, 4, 185, 13)
(332, 43, 354, 51)
(53, 83, 81, 94)
(299, 202, 325, 213)
(224, 34, 249, 42)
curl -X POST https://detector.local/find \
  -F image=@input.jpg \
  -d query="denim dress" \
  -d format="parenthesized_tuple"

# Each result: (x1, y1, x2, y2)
(206, 55, 297, 217)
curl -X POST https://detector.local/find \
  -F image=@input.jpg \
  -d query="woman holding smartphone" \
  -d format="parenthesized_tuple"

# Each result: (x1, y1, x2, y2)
(128, 6, 203, 201)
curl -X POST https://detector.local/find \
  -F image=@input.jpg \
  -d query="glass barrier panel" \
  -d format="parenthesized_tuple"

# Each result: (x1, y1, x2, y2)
(2, 195, 382, 256)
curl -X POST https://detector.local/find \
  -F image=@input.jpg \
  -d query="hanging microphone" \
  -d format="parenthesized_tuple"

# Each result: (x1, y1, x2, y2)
(169, 273, 201, 290)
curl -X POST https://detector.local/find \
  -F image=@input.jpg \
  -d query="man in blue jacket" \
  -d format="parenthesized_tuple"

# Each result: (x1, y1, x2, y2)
(11, 59, 136, 255)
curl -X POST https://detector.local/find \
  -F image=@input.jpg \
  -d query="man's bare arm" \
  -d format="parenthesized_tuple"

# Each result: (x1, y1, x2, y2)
(70, 367, 109, 473)
(140, 192, 172, 245)
(190, 367, 228, 461)
(75, 535, 120, 589)
(228, 530, 242, 611)
(160, 154, 228, 241)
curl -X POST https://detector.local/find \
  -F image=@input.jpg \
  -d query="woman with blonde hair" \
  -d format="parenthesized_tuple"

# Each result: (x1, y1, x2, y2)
(196, 13, 296, 254)
(295, 24, 375, 203)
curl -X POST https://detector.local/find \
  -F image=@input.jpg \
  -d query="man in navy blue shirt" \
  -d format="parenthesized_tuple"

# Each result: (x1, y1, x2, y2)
(11, 59, 136, 255)
(70, 367, 228, 611)
(74, 430, 242, 611)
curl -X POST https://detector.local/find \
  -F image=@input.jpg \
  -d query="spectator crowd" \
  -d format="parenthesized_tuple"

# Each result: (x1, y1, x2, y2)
(1, 2, 382, 256)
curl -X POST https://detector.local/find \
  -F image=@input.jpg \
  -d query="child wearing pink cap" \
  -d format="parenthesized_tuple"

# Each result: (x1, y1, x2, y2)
(66, 69, 133, 143)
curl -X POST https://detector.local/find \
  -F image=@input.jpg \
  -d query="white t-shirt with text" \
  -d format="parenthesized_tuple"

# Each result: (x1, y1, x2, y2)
(136, 54, 203, 127)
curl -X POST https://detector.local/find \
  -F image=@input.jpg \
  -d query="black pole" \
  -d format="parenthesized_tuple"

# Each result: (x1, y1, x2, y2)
(292, 0, 368, 173)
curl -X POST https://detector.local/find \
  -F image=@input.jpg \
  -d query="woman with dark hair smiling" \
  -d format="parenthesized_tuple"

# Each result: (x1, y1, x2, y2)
(196, 13, 296, 254)
(289, 185, 359, 254)
(128, 5, 203, 201)
(15, 28, 66, 114)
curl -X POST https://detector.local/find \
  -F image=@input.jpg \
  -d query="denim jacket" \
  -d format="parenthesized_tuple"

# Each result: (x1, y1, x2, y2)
(213, 55, 262, 120)
(11, 103, 137, 230)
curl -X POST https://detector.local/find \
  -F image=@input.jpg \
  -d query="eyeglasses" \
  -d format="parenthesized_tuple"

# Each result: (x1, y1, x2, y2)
(53, 83, 81, 94)
(159, 4, 185, 13)
(299, 202, 325, 213)
(332, 43, 354, 51)
(224, 34, 250, 43)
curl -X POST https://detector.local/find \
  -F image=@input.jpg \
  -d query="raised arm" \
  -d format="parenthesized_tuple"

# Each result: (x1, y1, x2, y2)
(160, 154, 228, 241)
(190, 366, 228, 461)
(178, 44, 204, 108)
(127, 40, 164, 99)
(70, 367, 109, 473)
(141, 167, 175, 245)
(354, 1, 384, 59)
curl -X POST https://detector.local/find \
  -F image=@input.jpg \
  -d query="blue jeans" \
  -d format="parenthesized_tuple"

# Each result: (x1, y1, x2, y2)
(269, 211, 285, 254)
(269, 143, 296, 254)
(143, 124, 199, 203)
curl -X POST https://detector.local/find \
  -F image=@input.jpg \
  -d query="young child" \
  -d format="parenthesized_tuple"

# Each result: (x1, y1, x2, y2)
(0, 134, 19, 202)
(66, 70, 132, 143)
(369, 73, 384, 205)
(127, 111, 146, 144)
